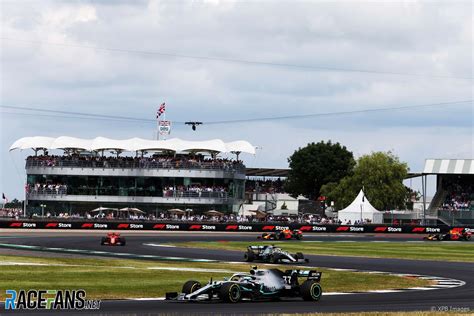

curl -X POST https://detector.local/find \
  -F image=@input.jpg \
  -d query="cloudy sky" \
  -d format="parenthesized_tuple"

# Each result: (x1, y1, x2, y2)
(1, 0, 472, 199)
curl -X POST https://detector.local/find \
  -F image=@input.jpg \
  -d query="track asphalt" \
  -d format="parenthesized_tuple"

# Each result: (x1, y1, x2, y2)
(0, 231, 472, 315)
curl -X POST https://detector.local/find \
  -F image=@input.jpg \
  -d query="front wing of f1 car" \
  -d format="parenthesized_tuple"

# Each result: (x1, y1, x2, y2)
(101, 235, 126, 246)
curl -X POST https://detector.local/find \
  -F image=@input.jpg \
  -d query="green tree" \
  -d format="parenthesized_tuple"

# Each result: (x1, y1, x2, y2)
(405, 187, 421, 211)
(4, 198, 23, 208)
(285, 141, 355, 199)
(321, 151, 409, 211)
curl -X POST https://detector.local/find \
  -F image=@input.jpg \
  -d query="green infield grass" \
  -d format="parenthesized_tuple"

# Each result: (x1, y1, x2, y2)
(167, 241, 474, 262)
(0, 254, 432, 300)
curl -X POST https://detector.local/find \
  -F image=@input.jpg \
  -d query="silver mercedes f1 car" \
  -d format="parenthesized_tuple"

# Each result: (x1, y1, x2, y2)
(244, 245, 309, 264)
(166, 267, 322, 303)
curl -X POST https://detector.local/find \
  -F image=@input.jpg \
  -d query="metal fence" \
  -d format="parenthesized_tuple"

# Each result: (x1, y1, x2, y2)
(439, 209, 474, 225)
(26, 159, 245, 173)
(27, 188, 230, 200)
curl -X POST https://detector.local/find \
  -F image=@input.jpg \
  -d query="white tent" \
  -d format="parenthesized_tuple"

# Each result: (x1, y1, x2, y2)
(337, 189, 383, 224)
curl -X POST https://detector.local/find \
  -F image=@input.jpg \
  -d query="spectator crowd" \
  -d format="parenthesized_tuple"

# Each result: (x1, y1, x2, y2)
(26, 154, 244, 171)
(1, 208, 372, 225)
(0, 208, 22, 219)
(26, 183, 68, 195)
(441, 179, 473, 211)
(25, 182, 229, 199)
(163, 185, 228, 198)
(246, 179, 286, 194)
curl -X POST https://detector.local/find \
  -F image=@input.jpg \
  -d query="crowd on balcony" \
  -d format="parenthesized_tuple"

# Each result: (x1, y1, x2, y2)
(26, 154, 244, 171)
(163, 185, 228, 198)
(245, 179, 286, 194)
(441, 181, 473, 211)
(26, 183, 68, 195)
(25, 181, 230, 199)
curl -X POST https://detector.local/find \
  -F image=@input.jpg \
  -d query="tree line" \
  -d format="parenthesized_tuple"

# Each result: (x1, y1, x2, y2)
(284, 141, 414, 211)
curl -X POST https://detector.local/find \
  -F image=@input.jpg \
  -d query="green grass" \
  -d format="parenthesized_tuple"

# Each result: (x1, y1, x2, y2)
(168, 241, 474, 262)
(0, 255, 431, 300)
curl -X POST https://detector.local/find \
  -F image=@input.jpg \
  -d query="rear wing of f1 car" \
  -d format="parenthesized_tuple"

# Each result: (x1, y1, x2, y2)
(248, 245, 268, 250)
(247, 245, 270, 253)
(284, 270, 322, 282)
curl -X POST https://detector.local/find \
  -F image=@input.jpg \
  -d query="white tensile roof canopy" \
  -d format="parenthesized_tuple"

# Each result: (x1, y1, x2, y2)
(9, 136, 56, 151)
(337, 189, 383, 224)
(9, 136, 256, 155)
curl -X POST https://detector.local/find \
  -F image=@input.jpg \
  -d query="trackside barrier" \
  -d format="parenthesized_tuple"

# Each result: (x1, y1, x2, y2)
(0, 220, 472, 234)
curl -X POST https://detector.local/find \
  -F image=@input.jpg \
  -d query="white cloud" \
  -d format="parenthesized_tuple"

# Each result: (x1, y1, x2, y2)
(0, 0, 472, 198)
(40, 4, 97, 29)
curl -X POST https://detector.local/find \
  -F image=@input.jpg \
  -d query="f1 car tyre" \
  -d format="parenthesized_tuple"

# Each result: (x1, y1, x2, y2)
(220, 282, 242, 303)
(301, 280, 322, 301)
(121, 238, 126, 246)
(182, 280, 201, 295)
(270, 254, 281, 264)
(294, 252, 304, 259)
(100, 237, 106, 245)
(244, 251, 255, 262)
(295, 234, 302, 240)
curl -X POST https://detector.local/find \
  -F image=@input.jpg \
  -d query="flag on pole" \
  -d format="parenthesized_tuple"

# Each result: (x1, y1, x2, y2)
(156, 102, 166, 118)
(2, 193, 8, 203)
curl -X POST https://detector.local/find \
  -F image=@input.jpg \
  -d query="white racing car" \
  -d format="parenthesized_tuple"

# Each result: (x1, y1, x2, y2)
(244, 245, 309, 264)
(166, 267, 322, 303)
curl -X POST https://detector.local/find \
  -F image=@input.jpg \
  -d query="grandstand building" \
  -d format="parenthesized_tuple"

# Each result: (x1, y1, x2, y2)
(421, 159, 474, 225)
(10, 136, 256, 216)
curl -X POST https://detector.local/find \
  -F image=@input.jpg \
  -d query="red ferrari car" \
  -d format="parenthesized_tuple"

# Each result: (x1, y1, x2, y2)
(259, 229, 303, 240)
(101, 232, 126, 246)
